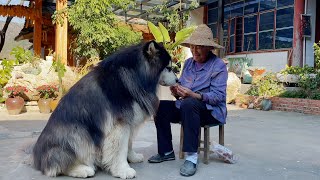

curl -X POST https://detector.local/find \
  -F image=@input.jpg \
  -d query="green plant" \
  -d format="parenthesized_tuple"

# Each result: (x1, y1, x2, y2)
(36, 85, 58, 99)
(278, 90, 308, 99)
(67, 0, 142, 59)
(298, 74, 319, 93)
(10, 46, 33, 64)
(313, 42, 320, 69)
(147, 21, 196, 72)
(280, 65, 316, 75)
(228, 57, 253, 75)
(246, 73, 285, 98)
(51, 56, 66, 97)
(0, 59, 16, 87)
(0, 86, 5, 103)
(146, 0, 199, 33)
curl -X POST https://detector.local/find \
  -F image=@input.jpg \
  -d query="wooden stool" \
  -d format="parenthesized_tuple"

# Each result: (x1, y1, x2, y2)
(179, 123, 224, 164)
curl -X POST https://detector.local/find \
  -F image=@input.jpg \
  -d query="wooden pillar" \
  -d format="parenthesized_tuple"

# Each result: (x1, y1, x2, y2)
(217, 0, 224, 57)
(55, 0, 68, 64)
(33, 0, 42, 56)
(292, 0, 305, 66)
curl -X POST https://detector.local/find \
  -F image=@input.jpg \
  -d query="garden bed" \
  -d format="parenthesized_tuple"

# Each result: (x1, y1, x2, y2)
(234, 95, 320, 115)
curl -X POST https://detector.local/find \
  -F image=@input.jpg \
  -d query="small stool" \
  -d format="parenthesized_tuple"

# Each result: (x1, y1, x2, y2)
(179, 123, 224, 164)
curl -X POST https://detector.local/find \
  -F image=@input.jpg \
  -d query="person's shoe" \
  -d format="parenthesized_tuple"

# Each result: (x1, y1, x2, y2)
(148, 152, 175, 163)
(180, 160, 197, 177)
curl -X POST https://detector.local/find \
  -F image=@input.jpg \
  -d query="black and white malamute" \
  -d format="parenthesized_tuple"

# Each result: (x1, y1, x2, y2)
(33, 41, 177, 179)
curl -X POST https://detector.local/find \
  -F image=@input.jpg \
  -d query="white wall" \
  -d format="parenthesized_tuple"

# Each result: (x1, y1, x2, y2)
(226, 51, 289, 73)
(305, 0, 316, 67)
(187, 7, 204, 26)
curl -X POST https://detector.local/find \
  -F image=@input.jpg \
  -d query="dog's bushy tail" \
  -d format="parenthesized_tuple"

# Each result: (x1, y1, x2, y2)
(33, 146, 76, 177)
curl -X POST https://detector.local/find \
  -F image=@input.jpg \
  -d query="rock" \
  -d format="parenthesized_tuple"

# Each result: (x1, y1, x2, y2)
(226, 72, 241, 104)
(4, 60, 78, 101)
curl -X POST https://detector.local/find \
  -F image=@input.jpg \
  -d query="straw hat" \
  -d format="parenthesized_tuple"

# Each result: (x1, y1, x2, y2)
(181, 24, 224, 49)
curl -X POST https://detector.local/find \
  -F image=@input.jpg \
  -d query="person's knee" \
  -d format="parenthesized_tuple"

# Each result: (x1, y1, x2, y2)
(180, 97, 199, 110)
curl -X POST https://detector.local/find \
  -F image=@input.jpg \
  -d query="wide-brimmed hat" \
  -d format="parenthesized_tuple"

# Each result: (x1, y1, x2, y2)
(181, 24, 224, 49)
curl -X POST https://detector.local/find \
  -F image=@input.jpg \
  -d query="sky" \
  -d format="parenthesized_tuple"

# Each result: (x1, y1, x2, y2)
(0, 0, 30, 24)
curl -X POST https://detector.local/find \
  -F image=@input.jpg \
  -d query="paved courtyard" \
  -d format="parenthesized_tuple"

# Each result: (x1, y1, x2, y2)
(0, 105, 319, 180)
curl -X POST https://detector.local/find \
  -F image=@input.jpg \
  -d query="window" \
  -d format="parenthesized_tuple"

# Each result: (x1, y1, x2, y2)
(244, 15, 257, 51)
(259, 12, 274, 31)
(207, 2, 219, 38)
(259, 11, 274, 50)
(214, 0, 294, 54)
(260, 0, 276, 11)
(275, 28, 293, 48)
(277, 0, 294, 8)
(276, 7, 294, 29)
(244, 0, 259, 15)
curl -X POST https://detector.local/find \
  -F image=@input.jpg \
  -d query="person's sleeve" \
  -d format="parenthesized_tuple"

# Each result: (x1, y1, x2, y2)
(202, 62, 228, 105)
(178, 58, 191, 83)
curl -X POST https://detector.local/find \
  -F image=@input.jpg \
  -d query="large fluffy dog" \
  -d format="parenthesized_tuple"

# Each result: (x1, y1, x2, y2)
(33, 41, 177, 179)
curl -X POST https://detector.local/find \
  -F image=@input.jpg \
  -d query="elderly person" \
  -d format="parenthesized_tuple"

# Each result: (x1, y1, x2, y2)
(148, 24, 228, 177)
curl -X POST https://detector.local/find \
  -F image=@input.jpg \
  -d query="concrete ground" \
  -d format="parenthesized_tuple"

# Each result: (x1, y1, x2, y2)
(0, 105, 320, 180)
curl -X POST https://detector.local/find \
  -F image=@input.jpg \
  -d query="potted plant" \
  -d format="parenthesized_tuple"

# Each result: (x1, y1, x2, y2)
(49, 55, 66, 111)
(36, 84, 58, 113)
(246, 73, 285, 111)
(46, 48, 54, 62)
(4, 85, 28, 115)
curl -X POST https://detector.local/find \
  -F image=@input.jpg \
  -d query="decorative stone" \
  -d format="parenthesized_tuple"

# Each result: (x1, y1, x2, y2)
(226, 72, 241, 104)
(4, 59, 77, 101)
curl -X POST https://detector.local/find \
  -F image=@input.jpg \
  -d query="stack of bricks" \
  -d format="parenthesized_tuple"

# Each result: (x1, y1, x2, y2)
(271, 97, 320, 115)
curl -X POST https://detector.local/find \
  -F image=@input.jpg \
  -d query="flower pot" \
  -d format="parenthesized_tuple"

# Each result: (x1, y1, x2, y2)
(46, 56, 54, 62)
(38, 98, 52, 113)
(5, 96, 25, 115)
(261, 99, 272, 111)
(49, 99, 60, 111)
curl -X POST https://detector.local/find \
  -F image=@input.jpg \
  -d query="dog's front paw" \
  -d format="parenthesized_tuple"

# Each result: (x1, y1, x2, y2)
(67, 165, 95, 178)
(128, 151, 144, 163)
(112, 167, 136, 179)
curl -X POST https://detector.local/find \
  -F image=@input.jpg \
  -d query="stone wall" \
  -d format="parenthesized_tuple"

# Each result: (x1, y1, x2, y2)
(271, 97, 320, 115)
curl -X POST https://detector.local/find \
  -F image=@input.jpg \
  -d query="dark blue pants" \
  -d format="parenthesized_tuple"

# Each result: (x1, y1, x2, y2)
(154, 97, 220, 154)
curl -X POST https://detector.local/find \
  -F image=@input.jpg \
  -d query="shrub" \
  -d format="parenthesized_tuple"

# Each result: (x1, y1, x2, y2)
(278, 90, 308, 99)
(246, 73, 285, 98)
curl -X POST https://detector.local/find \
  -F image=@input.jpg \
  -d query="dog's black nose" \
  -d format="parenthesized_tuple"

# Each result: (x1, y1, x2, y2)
(175, 79, 179, 83)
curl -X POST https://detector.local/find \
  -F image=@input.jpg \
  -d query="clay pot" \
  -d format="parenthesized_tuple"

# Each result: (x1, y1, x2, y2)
(38, 98, 52, 113)
(49, 99, 60, 112)
(5, 96, 25, 115)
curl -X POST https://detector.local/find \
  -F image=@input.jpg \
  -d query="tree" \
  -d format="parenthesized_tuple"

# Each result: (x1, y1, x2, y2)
(67, 0, 142, 59)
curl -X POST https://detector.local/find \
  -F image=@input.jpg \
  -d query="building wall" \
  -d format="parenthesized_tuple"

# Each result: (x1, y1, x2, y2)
(187, 7, 204, 26)
(226, 51, 288, 73)
(305, 0, 316, 67)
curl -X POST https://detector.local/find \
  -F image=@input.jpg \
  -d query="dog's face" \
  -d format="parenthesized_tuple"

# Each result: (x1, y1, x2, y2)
(159, 66, 178, 86)
(143, 41, 171, 72)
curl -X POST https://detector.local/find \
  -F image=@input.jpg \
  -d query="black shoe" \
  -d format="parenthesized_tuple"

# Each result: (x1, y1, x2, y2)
(180, 160, 197, 177)
(148, 151, 175, 163)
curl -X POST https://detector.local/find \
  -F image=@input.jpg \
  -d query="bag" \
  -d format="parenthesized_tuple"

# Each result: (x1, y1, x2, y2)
(211, 144, 238, 164)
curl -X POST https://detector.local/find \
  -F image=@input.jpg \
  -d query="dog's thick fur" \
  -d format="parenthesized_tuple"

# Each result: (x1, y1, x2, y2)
(33, 41, 176, 179)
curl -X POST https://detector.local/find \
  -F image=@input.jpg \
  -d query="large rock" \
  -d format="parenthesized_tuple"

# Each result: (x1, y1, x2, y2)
(4, 60, 77, 101)
(226, 72, 241, 103)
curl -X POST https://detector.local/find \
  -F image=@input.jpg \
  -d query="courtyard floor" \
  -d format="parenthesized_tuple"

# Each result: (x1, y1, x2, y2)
(0, 105, 319, 180)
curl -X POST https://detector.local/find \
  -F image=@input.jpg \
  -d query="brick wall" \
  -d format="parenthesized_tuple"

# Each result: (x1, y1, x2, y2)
(271, 97, 320, 115)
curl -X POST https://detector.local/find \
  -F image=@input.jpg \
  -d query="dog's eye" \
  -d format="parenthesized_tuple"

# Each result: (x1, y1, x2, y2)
(166, 67, 172, 72)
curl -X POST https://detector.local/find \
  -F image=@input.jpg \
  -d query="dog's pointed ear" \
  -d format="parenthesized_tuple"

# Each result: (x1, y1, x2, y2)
(146, 40, 159, 56)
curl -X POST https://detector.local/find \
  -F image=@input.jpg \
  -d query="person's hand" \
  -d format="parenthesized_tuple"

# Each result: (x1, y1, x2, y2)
(170, 84, 179, 97)
(176, 85, 197, 99)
